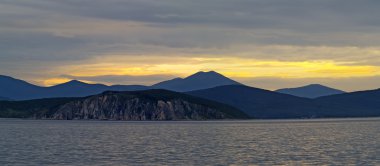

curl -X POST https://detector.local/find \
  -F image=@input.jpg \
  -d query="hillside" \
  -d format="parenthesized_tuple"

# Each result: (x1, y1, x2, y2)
(188, 85, 320, 119)
(314, 89, 380, 117)
(0, 89, 248, 120)
(188, 85, 380, 119)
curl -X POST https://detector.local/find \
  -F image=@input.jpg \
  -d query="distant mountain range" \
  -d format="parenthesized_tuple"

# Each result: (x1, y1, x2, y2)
(1, 71, 380, 120)
(1, 72, 349, 101)
(0, 71, 238, 100)
(276, 84, 345, 98)
(0, 89, 248, 120)
(0, 75, 149, 100)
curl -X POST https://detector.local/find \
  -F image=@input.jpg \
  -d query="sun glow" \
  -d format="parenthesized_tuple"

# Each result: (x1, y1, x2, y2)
(43, 78, 72, 86)
(42, 56, 380, 86)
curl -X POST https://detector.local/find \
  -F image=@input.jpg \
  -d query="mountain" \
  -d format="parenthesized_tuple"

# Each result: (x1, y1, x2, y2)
(314, 89, 380, 117)
(152, 71, 241, 92)
(45, 80, 149, 98)
(187, 85, 320, 119)
(0, 89, 248, 120)
(276, 84, 345, 98)
(188, 85, 380, 119)
(0, 76, 150, 100)
(0, 75, 45, 100)
(0, 71, 238, 100)
(45, 80, 109, 98)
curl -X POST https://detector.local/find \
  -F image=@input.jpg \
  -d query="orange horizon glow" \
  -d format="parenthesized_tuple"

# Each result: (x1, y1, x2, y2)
(40, 56, 380, 87)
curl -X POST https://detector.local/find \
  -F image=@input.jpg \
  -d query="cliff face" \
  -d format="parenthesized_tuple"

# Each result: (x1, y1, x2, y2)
(0, 90, 248, 120)
(39, 90, 247, 120)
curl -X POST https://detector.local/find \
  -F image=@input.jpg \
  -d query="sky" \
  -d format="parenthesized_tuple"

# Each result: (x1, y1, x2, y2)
(1, 0, 380, 91)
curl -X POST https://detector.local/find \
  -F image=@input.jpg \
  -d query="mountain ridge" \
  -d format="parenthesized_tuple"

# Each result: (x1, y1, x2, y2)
(0, 71, 241, 100)
(187, 85, 319, 119)
(276, 84, 345, 98)
(0, 76, 150, 100)
(188, 85, 380, 119)
(152, 71, 241, 92)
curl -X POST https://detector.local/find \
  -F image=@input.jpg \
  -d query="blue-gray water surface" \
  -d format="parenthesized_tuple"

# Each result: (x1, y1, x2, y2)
(0, 118, 379, 165)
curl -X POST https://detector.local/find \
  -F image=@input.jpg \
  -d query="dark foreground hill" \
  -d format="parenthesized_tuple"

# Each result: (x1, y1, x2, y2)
(188, 85, 320, 118)
(314, 89, 380, 117)
(0, 89, 248, 120)
(188, 85, 380, 119)
(276, 84, 345, 98)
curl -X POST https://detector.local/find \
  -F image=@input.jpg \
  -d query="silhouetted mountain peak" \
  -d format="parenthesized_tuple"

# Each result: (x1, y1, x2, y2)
(276, 84, 345, 98)
(295, 84, 343, 91)
(152, 71, 241, 92)
(0, 75, 41, 88)
(51, 80, 90, 88)
(186, 71, 228, 80)
(190, 71, 218, 76)
(66, 80, 86, 85)
(304, 84, 326, 88)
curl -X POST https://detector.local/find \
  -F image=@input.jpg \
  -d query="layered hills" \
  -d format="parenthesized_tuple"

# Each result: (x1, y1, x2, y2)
(1, 71, 379, 120)
(0, 71, 237, 100)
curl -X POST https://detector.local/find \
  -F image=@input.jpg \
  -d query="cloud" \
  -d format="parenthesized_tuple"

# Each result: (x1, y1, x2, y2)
(3, 0, 380, 31)
(2, 0, 380, 57)
(1, 0, 380, 91)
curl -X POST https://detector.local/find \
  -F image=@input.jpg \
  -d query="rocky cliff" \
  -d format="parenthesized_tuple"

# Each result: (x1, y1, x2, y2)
(0, 89, 248, 120)
(52, 96, 226, 120)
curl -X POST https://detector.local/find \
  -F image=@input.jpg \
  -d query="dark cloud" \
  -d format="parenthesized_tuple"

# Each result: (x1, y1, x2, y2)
(1, 0, 380, 90)
(0, 31, 89, 61)
(4, 0, 380, 31)
(2, 0, 380, 51)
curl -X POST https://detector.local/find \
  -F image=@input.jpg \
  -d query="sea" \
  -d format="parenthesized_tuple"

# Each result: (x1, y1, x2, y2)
(0, 118, 379, 165)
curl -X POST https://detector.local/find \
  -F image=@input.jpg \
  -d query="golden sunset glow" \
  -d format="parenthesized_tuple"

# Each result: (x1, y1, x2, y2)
(42, 56, 380, 87)
(43, 78, 72, 86)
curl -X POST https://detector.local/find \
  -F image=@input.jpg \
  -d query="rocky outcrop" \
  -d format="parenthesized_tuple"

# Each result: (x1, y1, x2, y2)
(43, 90, 247, 120)
(0, 89, 247, 120)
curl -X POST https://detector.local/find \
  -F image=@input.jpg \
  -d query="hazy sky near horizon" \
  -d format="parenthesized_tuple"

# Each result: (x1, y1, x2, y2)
(1, 0, 380, 91)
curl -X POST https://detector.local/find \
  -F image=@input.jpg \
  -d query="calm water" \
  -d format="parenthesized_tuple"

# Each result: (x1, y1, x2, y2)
(0, 118, 379, 165)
